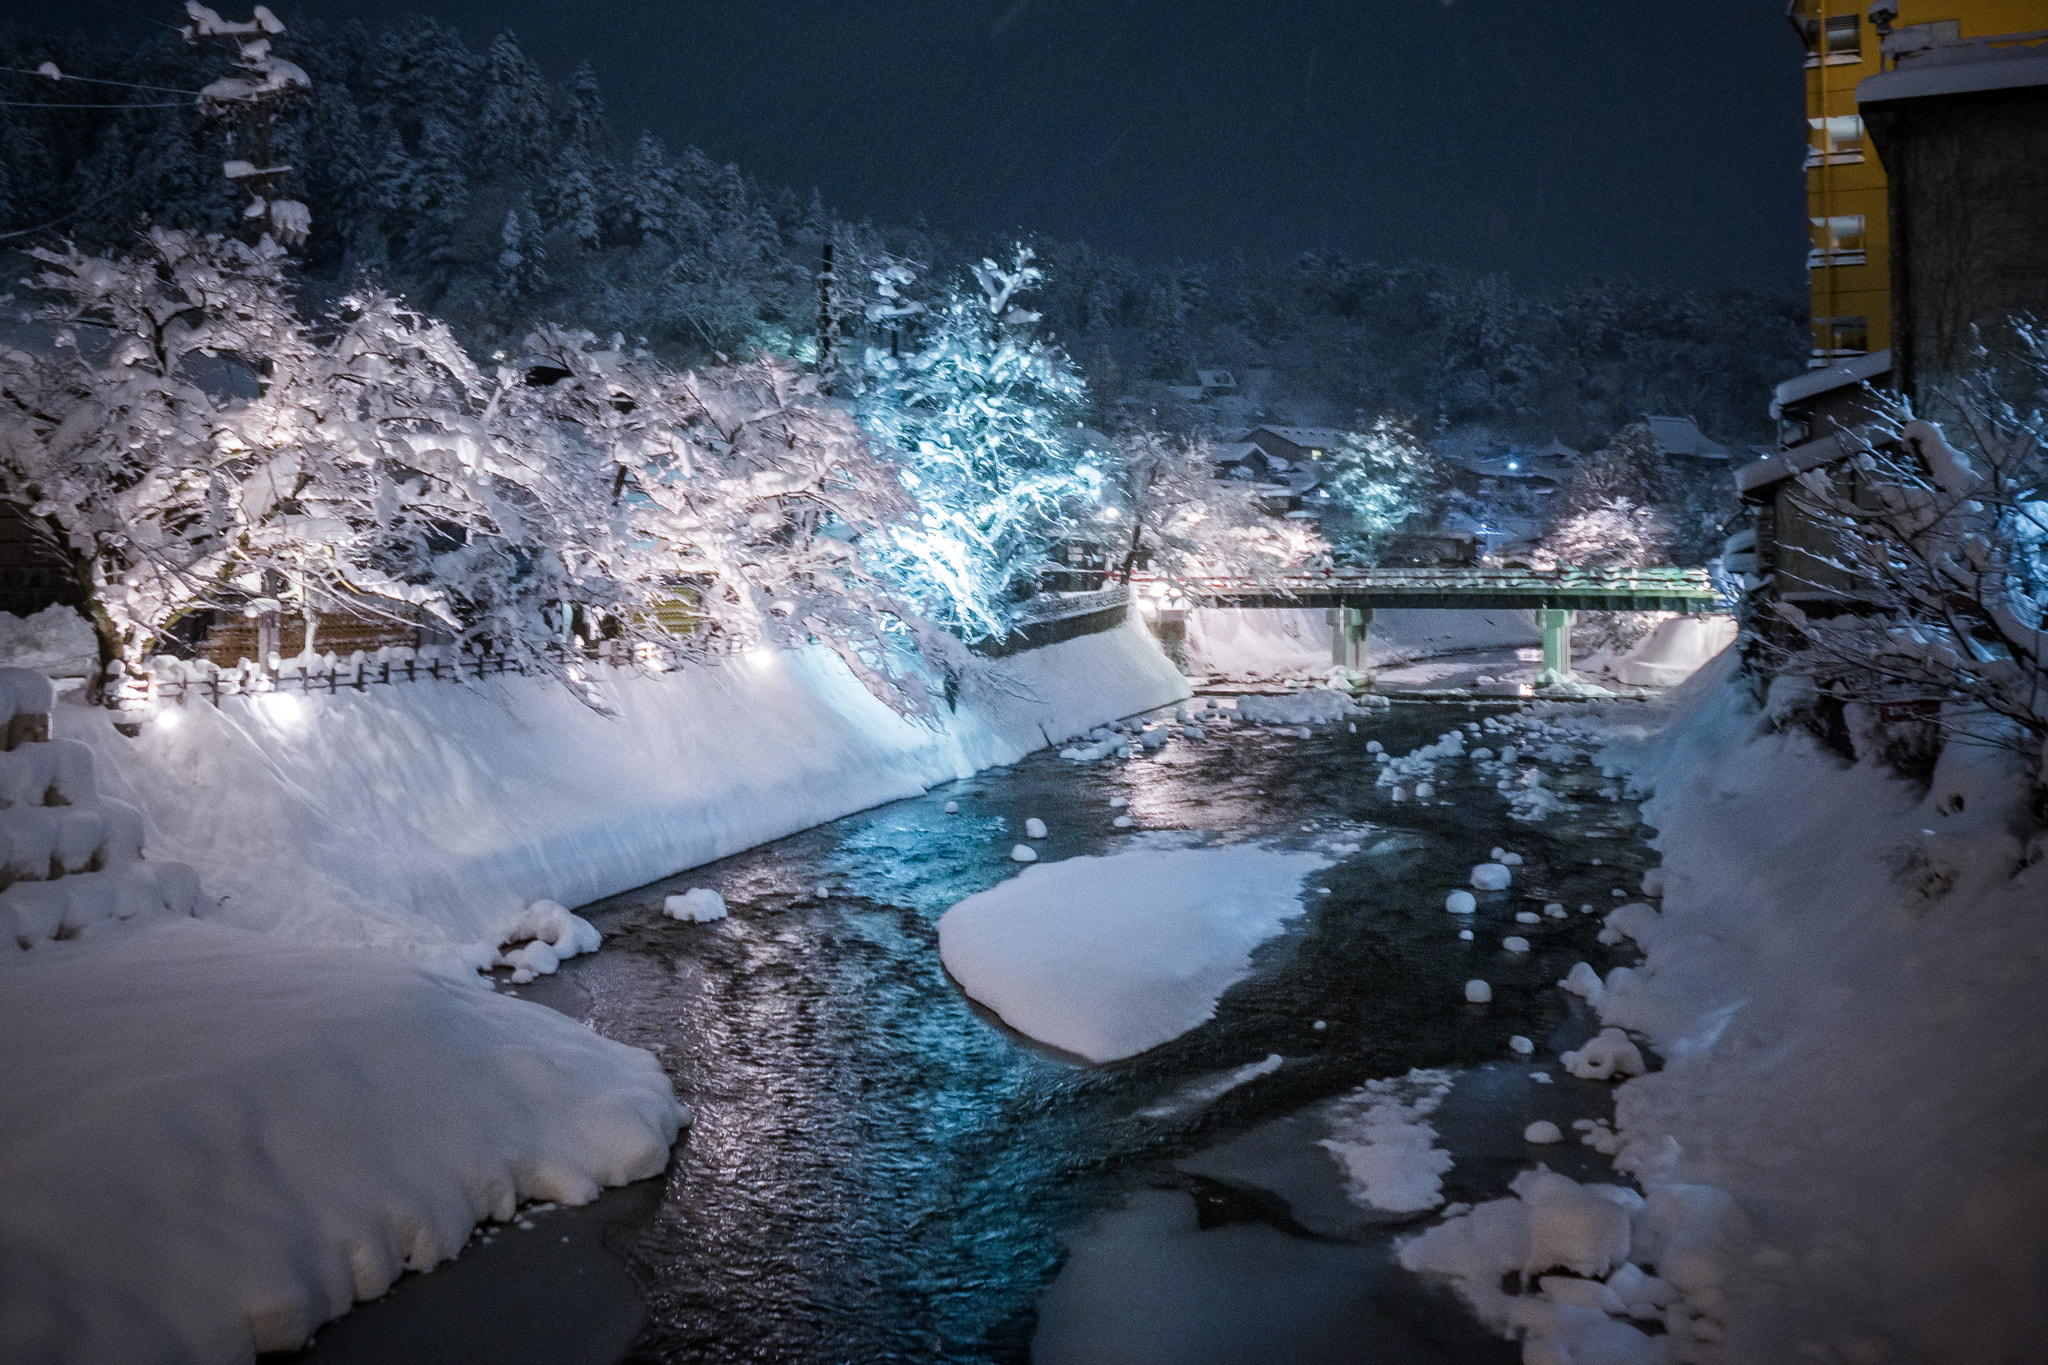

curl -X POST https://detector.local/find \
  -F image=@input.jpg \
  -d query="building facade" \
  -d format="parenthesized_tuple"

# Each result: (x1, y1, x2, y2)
(1789, 0, 2043, 368)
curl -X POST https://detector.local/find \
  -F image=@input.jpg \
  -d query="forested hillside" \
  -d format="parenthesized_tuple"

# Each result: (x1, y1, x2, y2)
(0, 16, 1804, 445)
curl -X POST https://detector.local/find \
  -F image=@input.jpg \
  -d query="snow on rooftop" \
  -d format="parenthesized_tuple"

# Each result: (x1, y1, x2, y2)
(1247, 426, 1350, 449)
(1862, 32, 2048, 101)
(1642, 415, 1729, 460)
(1771, 348, 1892, 416)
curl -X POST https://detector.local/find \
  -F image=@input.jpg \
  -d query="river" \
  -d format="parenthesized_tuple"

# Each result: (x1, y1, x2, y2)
(279, 695, 1654, 1365)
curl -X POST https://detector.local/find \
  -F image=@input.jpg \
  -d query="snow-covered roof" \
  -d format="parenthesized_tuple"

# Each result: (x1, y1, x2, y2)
(1195, 369, 1236, 388)
(1772, 349, 1892, 417)
(1210, 441, 1261, 465)
(1861, 32, 2048, 102)
(1535, 439, 1580, 461)
(1248, 426, 1350, 451)
(1642, 415, 1729, 460)
(1735, 423, 1881, 495)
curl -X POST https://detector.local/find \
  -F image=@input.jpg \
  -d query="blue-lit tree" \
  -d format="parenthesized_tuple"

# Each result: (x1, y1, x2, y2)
(1319, 418, 1447, 564)
(854, 248, 1099, 639)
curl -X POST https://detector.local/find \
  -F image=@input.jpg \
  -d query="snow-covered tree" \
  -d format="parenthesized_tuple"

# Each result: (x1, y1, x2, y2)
(1768, 329, 2048, 763)
(1318, 418, 1446, 564)
(1101, 425, 1323, 584)
(1535, 497, 1669, 569)
(509, 328, 948, 714)
(854, 248, 1097, 638)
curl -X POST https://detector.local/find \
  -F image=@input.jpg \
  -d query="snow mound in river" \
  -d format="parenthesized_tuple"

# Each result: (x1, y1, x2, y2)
(0, 918, 688, 1364)
(937, 841, 1329, 1062)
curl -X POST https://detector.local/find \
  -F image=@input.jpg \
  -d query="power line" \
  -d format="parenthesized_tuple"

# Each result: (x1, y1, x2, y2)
(0, 67, 203, 96)
(0, 178, 133, 242)
(0, 98, 193, 108)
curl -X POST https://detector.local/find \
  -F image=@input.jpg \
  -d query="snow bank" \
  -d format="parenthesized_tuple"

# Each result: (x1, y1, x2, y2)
(936, 839, 1329, 1061)
(0, 917, 688, 1364)
(1500, 656, 2048, 1362)
(0, 607, 96, 679)
(1604, 616, 1736, 689)
(1183, 607, 1539, 679)
(66, 620, 1188, 973)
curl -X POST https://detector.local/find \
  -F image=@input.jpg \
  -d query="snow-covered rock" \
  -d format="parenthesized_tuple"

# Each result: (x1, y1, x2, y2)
(936, 841, 1328, 1062)
(662, 888, 727, 924)
(1470, 862, 1512, 891)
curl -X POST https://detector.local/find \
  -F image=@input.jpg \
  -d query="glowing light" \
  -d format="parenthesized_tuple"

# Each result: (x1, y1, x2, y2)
(256, 691, 304, 726)
(153, 706, 181, 731)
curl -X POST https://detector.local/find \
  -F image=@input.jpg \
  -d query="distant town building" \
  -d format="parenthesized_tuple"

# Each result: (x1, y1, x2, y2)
(1639, 415, 1731, 462)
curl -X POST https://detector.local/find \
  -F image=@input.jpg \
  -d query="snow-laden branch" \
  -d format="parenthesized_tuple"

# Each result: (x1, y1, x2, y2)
(1767, 325, 2048, 765)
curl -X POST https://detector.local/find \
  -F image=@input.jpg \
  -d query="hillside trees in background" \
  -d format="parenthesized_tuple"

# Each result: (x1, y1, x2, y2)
(0, 15, 1803, 451)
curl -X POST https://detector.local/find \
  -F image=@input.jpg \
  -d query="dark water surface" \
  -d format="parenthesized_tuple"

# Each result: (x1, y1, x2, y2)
(284, 700, 1656, 1365)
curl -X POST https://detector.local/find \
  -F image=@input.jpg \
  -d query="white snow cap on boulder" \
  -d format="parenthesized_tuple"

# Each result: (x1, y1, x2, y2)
(1471, 862, 1512, 891)
(662, 888, 727, 924)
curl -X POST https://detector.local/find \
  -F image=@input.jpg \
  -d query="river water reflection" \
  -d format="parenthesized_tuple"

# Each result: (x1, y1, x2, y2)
(285, 698, 1656, 1364)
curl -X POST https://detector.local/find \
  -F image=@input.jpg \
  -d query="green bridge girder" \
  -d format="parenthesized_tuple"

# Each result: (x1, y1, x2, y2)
(1154, 566, 1722, 614)
(1139, 567, 1724, 681)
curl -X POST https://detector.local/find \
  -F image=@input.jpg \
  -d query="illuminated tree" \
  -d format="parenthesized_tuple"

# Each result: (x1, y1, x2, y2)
(854, 248, 1097, 638)
(1319, 418, 1447, 564)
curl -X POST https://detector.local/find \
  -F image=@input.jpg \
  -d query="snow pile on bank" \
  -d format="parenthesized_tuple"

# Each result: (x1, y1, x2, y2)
(1183, 607, 1539, 680)
(936, 839, 1329, 1061)
(0, 668, 203, 950)
(1396, 654, 2048, 1362)
(1399, 1167, 1732, 1363)
(1320, 1069, 1455, 1213)
(1565, 662, 2048, 1362)
(0, 607, 96, 679)
(67, 620, 1188, 974)
(1594, 616, 1737, 689)
(0, 917, 688, 1365)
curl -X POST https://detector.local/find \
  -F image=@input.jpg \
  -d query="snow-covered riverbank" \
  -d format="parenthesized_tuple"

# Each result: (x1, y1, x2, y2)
(1390, 655, 2048, 1363)
(2, 616, 1189, 1365)
(60, 617, 1189, 974)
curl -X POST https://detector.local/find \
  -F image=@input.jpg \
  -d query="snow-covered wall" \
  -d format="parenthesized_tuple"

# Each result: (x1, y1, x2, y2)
(59, 617, 1190, 971)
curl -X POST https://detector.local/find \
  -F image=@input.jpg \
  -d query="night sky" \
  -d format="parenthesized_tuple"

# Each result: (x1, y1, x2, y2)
(41, 0, 1808, 290)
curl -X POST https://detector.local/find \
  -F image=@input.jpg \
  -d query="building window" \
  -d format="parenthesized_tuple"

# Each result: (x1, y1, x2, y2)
(1809, 214, 1867, 267)
(1807, 114, 1864, 163)
(1824, 14, 1862, 61)
(1812, 316, 1869, 357)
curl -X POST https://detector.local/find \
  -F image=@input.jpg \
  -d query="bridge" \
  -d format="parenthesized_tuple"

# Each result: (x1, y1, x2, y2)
(1129, 566, 1724, 679)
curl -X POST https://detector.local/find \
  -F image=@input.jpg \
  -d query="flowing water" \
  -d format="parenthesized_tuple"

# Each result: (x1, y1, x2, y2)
(282, 698, 1656, 1365)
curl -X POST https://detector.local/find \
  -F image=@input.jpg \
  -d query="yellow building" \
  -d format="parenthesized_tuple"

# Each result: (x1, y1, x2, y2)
(1789, 0, 2046, 367)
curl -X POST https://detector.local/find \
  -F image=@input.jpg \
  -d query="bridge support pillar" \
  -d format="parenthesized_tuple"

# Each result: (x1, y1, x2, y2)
(1539, 609, 1576, 682)
(1328, 606, 1371, 671)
